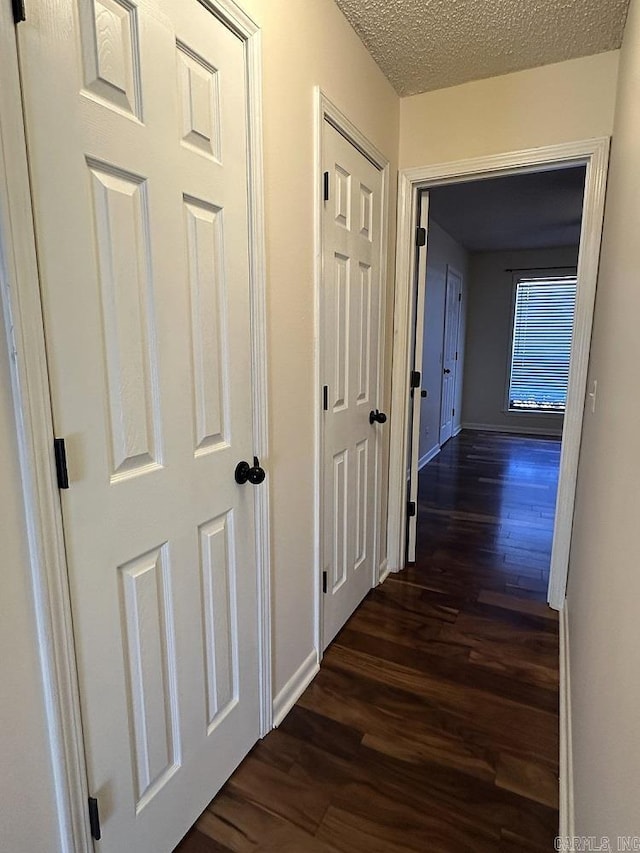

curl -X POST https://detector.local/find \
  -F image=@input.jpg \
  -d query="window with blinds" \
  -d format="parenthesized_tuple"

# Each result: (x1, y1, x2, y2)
(508, 276, 577, 413)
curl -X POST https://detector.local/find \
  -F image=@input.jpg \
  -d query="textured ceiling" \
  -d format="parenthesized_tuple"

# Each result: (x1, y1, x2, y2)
(335, 0, 630, 96)
(427, 166, 586, 252)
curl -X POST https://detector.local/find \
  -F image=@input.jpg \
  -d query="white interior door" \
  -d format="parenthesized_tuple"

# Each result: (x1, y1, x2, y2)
(407, 193, 429, 563)
(440, 266, 462, 445)
(18, 2, 260, 850)
(321, 121, 384, 648)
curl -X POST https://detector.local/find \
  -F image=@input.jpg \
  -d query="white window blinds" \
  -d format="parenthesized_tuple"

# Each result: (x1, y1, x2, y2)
(508, 276, 577, 412)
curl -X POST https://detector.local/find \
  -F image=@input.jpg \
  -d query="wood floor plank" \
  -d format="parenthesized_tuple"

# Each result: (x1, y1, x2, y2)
(248, 726, 304, 773)
(496, 752, 560, 809)
(477, 589, 559, 620)
(197, 791, 338, 853)
(195, 805, 256, 853)
(176, 828, 233, 853)
(175, 431, 561, 852)
(225, 753, 331, 833)
(277, 705, 363, 761)
(316, 801, 499, 853)
(468, 647, 559, 691)
(360, 730, 496, 781)
(348, 742, 558, 846)
(322, 644, 558, 761)
(335, 625, 558, 713)
(297, 671, 494, 776)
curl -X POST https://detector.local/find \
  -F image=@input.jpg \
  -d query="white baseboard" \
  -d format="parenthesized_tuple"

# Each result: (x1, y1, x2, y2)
(559, 604, 574, 838)
(418, 444, 440, 470)
(461, 421, 563, 437)
(378, 557, 390, 584)
(272, 649, 319, 728)
(453, 423, 462, 437)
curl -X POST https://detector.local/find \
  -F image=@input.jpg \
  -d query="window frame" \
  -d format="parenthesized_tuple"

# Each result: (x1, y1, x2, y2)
(503, 267, 578, 418)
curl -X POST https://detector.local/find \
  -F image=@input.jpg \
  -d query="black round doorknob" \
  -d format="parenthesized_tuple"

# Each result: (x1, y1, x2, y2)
(369, 409, 388, 425)
(235, 456, 266, 485)
(443, 368, 451, 374)
(247, 457, 266, 484)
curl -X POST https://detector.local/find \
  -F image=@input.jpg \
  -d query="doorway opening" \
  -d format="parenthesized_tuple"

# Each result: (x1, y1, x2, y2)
(410, 165, 586, 605)
(388, 140, 609, 608)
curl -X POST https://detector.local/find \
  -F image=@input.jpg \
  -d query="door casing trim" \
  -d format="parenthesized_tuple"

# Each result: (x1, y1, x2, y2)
(313, 88, 390, 657)
(0, 2, 271, 851)
(388, 138, 610, 610)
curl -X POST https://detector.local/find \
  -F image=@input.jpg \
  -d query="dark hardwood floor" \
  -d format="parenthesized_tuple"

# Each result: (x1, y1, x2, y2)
(176, 430, 561, 852)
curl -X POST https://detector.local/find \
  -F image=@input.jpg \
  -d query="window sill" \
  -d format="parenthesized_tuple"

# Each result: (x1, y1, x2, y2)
(503, 408, 564, 418)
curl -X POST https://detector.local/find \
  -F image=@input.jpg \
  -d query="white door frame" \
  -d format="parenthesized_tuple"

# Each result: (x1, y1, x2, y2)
(388, 138, 610, 610)
(314, 89, 390, 657)
(406, 194, 430, 563)
(0, 3, 270, 851)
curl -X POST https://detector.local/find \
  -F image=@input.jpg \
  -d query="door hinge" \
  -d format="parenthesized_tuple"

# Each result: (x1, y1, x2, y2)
(407, 501, 416, 518)
(12, 0, 26, 23)
(458, 291, 462, 302)
(322, 571, 328, 594)
(323, 171, 329, 202)
(54, 438, 69, 490)
(416, 226, 427, 247)
(452, 408, 455, 416)
(322, 385, 328, 411)
(455, 351, 458, 361)
(410, 370, 421, 389)
(88, 797, 101, 841)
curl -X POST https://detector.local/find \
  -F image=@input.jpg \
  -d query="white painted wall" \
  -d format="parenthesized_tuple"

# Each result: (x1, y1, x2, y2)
(462, 246, 579, 435)
(400, 51, 619, 169)
(236, 0, 400, 697)
(567, 0, 640, 836)
(419, 219, 468, 463)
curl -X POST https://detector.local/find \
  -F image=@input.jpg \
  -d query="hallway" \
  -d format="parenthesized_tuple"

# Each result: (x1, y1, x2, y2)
(177, 431, 561, 852)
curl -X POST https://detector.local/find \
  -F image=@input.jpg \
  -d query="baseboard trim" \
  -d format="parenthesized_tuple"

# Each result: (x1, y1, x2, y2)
(559, 604, 574, 838)
(272, 649, 319, 728)
(418, 444, 440, 470)
(461, 422, 563, 437)
(378, 557, 390, 584)
(453, 424, 462, 437)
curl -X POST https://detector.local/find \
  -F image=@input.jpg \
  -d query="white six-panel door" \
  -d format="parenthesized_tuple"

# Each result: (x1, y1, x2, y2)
(321, 121, 384, 648)
(439, 266, 462, 445)
(18, 1, 260, 850)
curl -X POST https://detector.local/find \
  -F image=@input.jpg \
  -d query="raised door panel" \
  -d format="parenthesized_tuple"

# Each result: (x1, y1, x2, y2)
(183, 196, 230, 455)
(334, 165, 351, 229)
(177, 41, 221, 160)
(88, 160, 162, 481)
(359, 183, 373, 240)
(79, 0, 143, 118)
(354, 438, 368, 571)
(331, 450, 349, 591)
(354, 262, 372, 405)
(119, 545, 180, 810)
(199, 513, 238, 732)
(331, 253, 350, 412)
